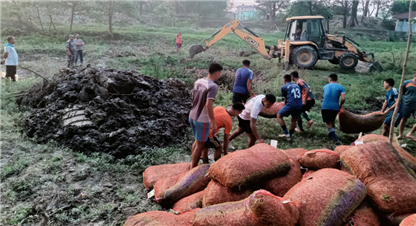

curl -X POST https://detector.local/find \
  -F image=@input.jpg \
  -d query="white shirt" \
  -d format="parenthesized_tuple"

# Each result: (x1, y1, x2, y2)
(4, 43, 18, 65)
(239, 95, 265, 120)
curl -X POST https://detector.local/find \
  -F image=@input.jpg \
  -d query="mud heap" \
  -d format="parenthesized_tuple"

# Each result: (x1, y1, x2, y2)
(19, 65, 191, 157)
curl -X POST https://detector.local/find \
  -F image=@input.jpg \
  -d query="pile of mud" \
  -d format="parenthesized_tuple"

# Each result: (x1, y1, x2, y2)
(18, 65, 191, 157)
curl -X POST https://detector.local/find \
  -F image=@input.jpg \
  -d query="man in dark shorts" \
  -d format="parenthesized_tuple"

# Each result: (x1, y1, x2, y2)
(176, 32, 182, 53)
(232, 60, 255, 104)
(277, 74, 303, 140)
(229, 94, 276, 147)
(189, 63, 223, 168)
(322, 74, 345, 145)
(291, 71, 315, 133)
(1, 36, 18, 82)
(197, 103, 245, 163)
(398, 73, 416, 141)
(66, 34, 76, 67)
(381, 78, 403, 137)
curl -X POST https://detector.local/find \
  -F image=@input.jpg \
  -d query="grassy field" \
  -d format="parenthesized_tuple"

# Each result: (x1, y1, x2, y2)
(1, 23, 416, 225)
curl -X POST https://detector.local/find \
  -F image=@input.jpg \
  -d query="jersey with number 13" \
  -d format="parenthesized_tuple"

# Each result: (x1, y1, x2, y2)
(281, 82, 303, 109)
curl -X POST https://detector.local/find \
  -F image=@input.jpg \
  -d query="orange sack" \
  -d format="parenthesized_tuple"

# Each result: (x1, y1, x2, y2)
(338, 108, 384, 134)
(283, 168, 367, 226)
(344, 201, 380, 226)
(193, 190, 299, 226)
(172, 190, 204, 213)
(399, 214, 416, 226)
(299, 149, 340, 170)
(301, 169, 316, 180)
(340, 141, 416, 214)
(123, 209, 198, 226)
(265, 158, 302, 197)
(259, 102, 285, 118)
(143, 162, 190, 190)
(202, 180, 253, 207)
(209, 143, 291, 189)
(282, 148, 308, 160)
(154, 164, 210, 207)
(355, 134, 416, 172)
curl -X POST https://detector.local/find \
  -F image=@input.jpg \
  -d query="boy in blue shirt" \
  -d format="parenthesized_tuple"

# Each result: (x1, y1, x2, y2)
(232, 60, 255, 104)
(278, 74, 303, 140)
(322, 74, 345, 144)
(381, 78, 403, 137)
(398, 73, 416, 141)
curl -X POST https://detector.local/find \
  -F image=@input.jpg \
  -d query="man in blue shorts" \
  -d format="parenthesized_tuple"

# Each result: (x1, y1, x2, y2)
(232, 60, 255, 104)
(322, 74, 345, 145)
(398, 73, 416, 141)
(278, 74, 303, 140)
(189, 63, 223, 168)
(381, 78, 403, 137)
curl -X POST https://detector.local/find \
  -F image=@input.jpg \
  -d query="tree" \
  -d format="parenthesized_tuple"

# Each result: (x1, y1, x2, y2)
(286, 0, 334, 19)
(348, 0, 359, 27)
(361, 0, 370, 19)
(391, 1, 416, 15)
(255, 0, 289, 30)
(333, 0, 352, 28)
(69, 2, 79, 32)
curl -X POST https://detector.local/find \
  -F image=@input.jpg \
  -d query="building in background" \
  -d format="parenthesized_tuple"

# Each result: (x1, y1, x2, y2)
(235, 4, 255, 21)
(393, 11, 416, 32)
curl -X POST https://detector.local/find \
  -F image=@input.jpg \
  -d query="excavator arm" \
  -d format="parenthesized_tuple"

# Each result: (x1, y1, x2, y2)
(189, 20, 272, 59)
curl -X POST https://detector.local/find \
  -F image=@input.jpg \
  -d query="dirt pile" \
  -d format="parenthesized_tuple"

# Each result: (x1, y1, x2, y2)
(19, 65, 191, 157)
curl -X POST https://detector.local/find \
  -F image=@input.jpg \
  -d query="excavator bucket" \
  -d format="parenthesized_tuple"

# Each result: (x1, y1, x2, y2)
(189, 45, 205, 58)
(355, 60, 383, 73)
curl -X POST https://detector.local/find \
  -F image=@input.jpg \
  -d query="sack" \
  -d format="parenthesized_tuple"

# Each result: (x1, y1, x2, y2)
(301, 170, 316, 180)
(209, 143, 291, 189)
(194, 190, 299, 226)
(143, 162, 190, 190)
(282, 148, 308, 161)
(154, 164, 210, 207)
(172, 190, 204, 213)
(259, 102, 285, 118)
(344, 201, 380, 226)
(355, 134, 416, 172)
(284, 168, 367, 226)
(202, 180, 253, 207)
(123, 209, 198, 226)
(338, 108, 384, 134)
(400, 214, 416, 226)
(334, 146, 352, 173)
(299, 149, 340, 170)
(265, 159, 302, 197)
(340, 141, 416, 214)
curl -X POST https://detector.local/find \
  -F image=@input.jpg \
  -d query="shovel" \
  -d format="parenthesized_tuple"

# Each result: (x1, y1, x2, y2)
(189, 44, 205, 59)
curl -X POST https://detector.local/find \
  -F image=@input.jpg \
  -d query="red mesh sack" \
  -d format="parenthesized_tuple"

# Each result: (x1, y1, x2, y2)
(259, 102, 285, 118)
(172, 190, 204, 213)
(355, 134, 416, 171)
(400, 214, 416, 226)
(338, 108, 384, 134)
(154, 164, 210, 207)
(143, 162, 190, 190)
(265, 158, 302, 197)
(282, 148, 308, 161)
(301, 170, 316, 180)
(194, 190, 299, 226)
(202, 180, 253, 207)
(123, 209, 198, 226)
(299, 149, 340, 170)
(209, 143, 291, 189)
(284, 168, 367, 226)
(344, 201, 380, 226)
(340, 141, 416, 214)
(386, 213, 413, 226)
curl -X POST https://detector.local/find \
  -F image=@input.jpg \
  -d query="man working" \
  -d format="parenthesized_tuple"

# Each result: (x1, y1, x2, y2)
(1, 36, 18, 82)
(381, 78, 403, 137)
(291, 71, 315, 133)
(176, 32, 182, 53)
(66, 34, 76, 67)
(229, 94, 276, 147)
(322, 74, 345, 145)
(189, 63, 223, 168)
(398, 73, 416, 141)
(195, 103, 245, 163)
(232, 60, 255, 104)
(278, 74, 303, 140)
(74, 34, 85, 65)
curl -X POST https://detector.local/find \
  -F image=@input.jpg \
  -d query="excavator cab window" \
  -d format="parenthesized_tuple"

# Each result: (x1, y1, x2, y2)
(288, 19, 307, 41)
(308, 19, 325, 47)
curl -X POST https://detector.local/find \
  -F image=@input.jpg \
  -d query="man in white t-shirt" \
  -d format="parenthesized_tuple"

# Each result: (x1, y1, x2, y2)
(228, 94, 276, 147)
(1, 36, 18, 82)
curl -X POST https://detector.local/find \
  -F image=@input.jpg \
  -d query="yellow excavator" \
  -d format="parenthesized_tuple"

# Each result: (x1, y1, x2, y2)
(189, 16, 382, 72)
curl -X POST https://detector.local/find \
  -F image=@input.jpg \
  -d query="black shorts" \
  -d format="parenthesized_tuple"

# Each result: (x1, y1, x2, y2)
(322, 109, 339, 123)
(232, 92, 250, 104)
(6, 65, 17, 81)
(238, 116, 253, 134)
(302, 99, 315, 112)
(205, 136, 221, 148)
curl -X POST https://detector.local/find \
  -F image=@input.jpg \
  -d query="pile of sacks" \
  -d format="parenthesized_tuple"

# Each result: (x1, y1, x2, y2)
(126, 134, 416, 226)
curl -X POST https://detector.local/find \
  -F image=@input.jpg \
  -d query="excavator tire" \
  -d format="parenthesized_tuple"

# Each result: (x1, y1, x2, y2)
(291, 46, 318, 69)
(328, 57, 339, 64)
(339, 53, 359, 70)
